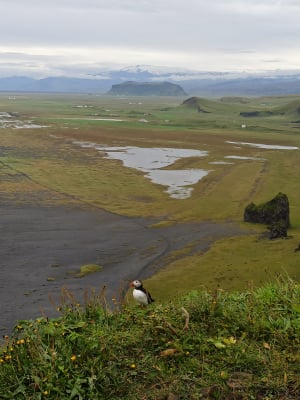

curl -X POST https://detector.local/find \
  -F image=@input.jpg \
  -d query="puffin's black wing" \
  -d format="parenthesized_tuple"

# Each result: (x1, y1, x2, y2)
(141, 286, 155, 304)
(147, 291, 155, 304)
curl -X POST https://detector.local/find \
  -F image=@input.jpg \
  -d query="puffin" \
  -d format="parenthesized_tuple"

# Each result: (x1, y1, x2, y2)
(130, 279, 154, 306)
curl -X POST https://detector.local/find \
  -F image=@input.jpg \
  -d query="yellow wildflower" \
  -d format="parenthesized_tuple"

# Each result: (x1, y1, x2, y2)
(223, 336, 237, 345)
(70, 355, 77, 362)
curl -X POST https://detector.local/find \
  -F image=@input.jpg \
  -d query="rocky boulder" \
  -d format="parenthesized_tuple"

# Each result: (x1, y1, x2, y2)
(244, 192, 290, 239)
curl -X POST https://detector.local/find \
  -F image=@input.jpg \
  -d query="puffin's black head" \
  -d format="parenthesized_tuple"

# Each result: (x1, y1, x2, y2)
(130, 279, 143, 289)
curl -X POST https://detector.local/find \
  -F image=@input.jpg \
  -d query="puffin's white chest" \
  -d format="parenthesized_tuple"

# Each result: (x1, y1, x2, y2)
(133, 288, 148, 305)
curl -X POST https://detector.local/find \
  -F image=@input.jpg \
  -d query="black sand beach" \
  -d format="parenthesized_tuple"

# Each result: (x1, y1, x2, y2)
(1, 203, 243, 334)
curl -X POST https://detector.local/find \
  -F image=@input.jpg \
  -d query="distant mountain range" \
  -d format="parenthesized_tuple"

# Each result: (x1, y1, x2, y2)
(1, 65, 300, 96)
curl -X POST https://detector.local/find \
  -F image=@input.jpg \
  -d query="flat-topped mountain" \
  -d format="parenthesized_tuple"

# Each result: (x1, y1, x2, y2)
(106, 81, 186, 96)
(3, 67, 300, 95)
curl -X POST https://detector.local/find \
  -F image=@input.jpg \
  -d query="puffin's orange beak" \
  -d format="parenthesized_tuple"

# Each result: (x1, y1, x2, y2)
(130, 281, 134, 288)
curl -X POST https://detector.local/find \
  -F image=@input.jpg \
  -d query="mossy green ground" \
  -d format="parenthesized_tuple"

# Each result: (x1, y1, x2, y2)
(76, 264, 103, 278)
(0, 280, 299, 399)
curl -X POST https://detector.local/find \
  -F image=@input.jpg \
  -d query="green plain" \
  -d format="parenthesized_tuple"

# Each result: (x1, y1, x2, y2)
(1, 92, 300, 297)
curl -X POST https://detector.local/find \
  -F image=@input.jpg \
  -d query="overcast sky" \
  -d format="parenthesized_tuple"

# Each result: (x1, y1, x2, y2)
(1, 0, 300, 78)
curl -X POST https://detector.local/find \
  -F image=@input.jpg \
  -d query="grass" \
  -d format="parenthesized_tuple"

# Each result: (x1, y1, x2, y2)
(1, 93, 300, 292)
(1, 93, 300, 398)
(75, 264, 103, 278)
(145, 230, 300, 299)
(0, 279, 299, 399)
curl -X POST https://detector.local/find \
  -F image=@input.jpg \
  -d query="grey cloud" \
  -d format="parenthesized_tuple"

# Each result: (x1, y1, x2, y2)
(262, 59, 282, 63)
(0, 0, 299, 76)
(0, 0, 159, 12)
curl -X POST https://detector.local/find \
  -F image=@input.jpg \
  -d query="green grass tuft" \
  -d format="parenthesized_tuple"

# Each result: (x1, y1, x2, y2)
(75, 264, 103, 278)
(0, 280, 299, 399)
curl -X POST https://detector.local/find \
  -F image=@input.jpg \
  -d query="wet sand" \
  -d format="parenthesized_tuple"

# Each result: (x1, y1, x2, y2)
(1, 203, 243, 334)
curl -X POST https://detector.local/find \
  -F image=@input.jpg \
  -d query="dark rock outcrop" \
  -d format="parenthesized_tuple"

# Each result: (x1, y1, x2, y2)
(244, 192, 290, 239)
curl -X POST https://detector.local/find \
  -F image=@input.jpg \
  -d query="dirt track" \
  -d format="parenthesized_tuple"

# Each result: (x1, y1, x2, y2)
(1, 203, 244, 334)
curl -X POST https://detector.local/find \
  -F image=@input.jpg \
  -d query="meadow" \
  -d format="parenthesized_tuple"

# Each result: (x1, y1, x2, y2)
(0, 92, 300, 297)
(1, 279, 299, 399)
(1, 93, 300, 399)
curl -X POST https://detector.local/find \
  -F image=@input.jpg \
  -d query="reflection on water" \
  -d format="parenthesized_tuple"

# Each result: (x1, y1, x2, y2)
(0, 111, 49, 129)
(73, 142, 210, 199)
(226, 141, 299, 150)
(96, 146, 208, 171)
(148, 169, 210, 199)
(98, 146, 210, 199)
(225, 155, 265, 161)
(209, 161, 234, 165)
